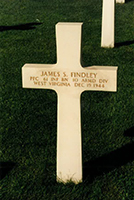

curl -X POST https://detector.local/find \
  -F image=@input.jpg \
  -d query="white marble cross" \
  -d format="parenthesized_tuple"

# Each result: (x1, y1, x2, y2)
(22, 22, 118, 184)
(101, 0, 115, 48)
(116, 0, 125, 3)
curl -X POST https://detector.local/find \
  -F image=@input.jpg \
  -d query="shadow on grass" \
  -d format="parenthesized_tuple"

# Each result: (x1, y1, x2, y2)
(124, 126, 134, 138)
(83, 127, 134, 183)
(126, 0, 134, 3)
(115, 40, 134, 48)
(0, 22, 43, 32)
(0, 162, 16, 180)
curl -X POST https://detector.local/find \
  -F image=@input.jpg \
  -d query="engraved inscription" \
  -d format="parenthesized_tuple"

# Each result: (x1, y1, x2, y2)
(71, 72, 97, 78)
(29, 70, 109, 89)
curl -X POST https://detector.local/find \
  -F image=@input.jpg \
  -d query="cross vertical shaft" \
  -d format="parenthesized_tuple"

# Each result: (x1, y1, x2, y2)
(57, 91, 82, 183)
(56, 23, 83, 183)
(56, 23, 82, 69)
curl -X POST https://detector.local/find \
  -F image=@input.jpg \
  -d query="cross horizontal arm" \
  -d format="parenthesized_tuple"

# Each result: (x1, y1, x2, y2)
(22, 64, 118, 93)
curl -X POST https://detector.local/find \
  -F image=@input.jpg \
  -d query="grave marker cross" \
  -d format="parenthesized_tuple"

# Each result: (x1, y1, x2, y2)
(22, 23, 118, 184)
(116, 0, 125, 3)
(101, 0, 115, 48)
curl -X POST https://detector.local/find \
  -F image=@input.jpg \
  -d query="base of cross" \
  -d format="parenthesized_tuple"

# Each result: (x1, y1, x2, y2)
(57, 176, 82, 184)
(116, 0, 125, 3)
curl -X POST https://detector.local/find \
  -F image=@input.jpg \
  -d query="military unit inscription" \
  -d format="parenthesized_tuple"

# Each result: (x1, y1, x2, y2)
(23, 64, 117, 92)
(30, 70, 107, 88)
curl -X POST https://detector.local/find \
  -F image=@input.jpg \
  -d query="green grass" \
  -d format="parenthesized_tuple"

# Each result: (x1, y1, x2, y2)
(0, 0, 134, 199)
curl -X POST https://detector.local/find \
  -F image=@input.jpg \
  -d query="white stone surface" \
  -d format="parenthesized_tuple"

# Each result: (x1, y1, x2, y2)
(22, 23, 118, 184)
(116, 0, 125, 3)
(101, 0, 115, 48)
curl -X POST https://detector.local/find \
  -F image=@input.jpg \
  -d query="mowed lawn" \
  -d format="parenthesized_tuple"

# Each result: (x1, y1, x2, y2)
(0, 0, 134, 199)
